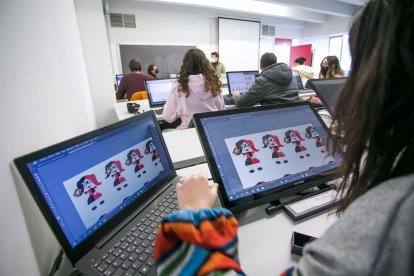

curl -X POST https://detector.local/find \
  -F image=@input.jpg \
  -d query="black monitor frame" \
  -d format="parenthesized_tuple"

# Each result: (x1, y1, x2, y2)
(144, 78, 177, 108)
(193, 102, 341, 215)
(307, 78, 347, 115)
(13, 111, 176, 264)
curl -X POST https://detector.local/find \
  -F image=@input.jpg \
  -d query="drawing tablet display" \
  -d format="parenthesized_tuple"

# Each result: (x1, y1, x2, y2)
(193, 102, 342, 214)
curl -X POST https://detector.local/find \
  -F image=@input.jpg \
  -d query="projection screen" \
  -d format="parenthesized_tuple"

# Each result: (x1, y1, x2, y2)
(218, 17, 260, 71)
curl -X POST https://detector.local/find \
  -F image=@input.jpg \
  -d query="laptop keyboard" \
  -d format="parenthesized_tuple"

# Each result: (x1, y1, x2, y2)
(92, 190, 179, 275)
(154, 108, 163, 115)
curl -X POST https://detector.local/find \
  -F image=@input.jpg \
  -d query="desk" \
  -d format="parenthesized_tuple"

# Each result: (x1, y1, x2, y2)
(162, 128, 205, 169)
(113, 100, 164, 121)
(175, 163, 338, 276)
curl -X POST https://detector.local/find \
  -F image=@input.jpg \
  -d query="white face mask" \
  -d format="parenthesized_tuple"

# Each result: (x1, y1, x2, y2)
(211, 57, 218, 63)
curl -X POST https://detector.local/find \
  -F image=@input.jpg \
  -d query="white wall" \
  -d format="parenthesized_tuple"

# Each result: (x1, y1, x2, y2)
(0, 0, 96, 275)
(74, 0, 118, 127)
(303, 15, 351, 39)
(108, 2, 217, 74)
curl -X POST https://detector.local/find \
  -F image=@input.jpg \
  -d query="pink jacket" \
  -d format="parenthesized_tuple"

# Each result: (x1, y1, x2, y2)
(162, 74, 225, 129)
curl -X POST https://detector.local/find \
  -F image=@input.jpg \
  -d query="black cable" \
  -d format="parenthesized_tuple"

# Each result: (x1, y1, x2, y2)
(49, 248, 64, 276)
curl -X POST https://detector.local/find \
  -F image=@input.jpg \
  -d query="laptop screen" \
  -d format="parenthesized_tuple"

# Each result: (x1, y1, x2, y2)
(145, 78, 177, 107)
(115, 74, 124, 88)
(292, 70, 304, 90)
(308, 78, 347, 114)
(194, 103, 342, 214)
(226, 71, 259, 95)
(17, 112, 174, 249)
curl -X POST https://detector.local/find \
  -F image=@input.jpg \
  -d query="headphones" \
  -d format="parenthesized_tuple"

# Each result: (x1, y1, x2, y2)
(127, 103, 140, 114)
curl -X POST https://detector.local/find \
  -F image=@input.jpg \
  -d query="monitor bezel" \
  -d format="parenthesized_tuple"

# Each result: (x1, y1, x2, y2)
(193, 102, 341, 215)
(145, 78, 177, 108)
(226, 70, 259, 96)
(13, 111, 177, 265)
(307, 77, 347, 115)
(115, 74, 125, 90)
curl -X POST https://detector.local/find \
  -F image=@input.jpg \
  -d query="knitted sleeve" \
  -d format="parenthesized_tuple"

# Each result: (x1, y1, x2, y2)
(154, 208, 245, 276)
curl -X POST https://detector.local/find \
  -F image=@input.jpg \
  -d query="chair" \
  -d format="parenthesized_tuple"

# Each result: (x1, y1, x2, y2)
(130, 91, 148, 101)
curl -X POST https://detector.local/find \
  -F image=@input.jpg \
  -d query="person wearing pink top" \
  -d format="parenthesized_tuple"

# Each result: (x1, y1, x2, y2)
(162, 48, 225, 129)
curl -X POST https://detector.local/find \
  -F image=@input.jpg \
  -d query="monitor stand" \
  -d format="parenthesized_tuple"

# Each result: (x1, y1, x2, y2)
(265, 183, 333, 217)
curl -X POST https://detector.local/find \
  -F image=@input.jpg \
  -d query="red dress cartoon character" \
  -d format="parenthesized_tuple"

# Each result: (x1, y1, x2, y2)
(262, 134, 288, 164)
(284, 130, 310, 159)
(233, 139, 263, 173)
(145, 140, 159, 166)
(105, 160, 127, 191)
(73, 174, 104, 210)
(305, 126, 325, 153)
(125, 149, 146, 177)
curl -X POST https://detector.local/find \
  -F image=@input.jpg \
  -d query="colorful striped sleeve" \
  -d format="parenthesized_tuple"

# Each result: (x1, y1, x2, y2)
(154, 208, 245, 276)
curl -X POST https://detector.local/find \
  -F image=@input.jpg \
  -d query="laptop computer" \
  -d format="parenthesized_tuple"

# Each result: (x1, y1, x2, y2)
(145, 78, 177, 115)
(307, 78, 347, 114)
(292, 70, 314, 94)
(226, 71, 259, 95)
(115, 74, 125, 90)
(14, 111, 182, 275)
(193, 102, 342, 214)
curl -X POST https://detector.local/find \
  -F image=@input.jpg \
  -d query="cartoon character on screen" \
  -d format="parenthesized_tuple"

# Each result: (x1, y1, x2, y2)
(284, 130, 310, 159)
(232, 139, 263, 173)
(105, 160, 127, 191)
(73, 174, 104, 210)
(125, 149, 147, 178)
(305, 126, 326, 153)
(262, 134, 288, 164)
(145, 140, 159, 166)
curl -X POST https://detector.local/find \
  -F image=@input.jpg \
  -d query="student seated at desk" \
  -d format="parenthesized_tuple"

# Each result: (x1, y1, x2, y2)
(116, 58, 153, 101)
(154, 1, 414, 274)
(162, 48, 225, 129)
(231, 53, 299, 108)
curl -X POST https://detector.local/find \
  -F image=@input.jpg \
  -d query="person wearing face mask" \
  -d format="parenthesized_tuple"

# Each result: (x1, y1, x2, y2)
(210, 52, 226, 74)
(319, 56, 344, 79)
(147, 64, 159, 79)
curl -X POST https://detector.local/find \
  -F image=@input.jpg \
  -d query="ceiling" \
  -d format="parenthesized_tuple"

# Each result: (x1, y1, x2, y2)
(124, 0, 367, 27)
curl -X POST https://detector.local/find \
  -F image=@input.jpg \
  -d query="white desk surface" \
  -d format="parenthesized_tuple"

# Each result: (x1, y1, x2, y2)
(113, 100, 164, 121)
(162, 128, 205, 169)
(176, 163, 338, 275)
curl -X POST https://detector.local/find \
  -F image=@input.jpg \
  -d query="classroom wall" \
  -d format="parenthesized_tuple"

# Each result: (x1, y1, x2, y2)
(74, 0, 118, 127)
(108, 2, 217, 74)
(0, 0, 97, 275)
(302, 15, 351, 39)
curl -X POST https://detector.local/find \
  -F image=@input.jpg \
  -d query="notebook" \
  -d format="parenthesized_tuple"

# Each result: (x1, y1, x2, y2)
(145, 78, 176, 109)
(292, 70, 314, 94)
(226, 70, 259, 95)
(307, 78, 347, 114)
(193, 102, 342, 214)
(14, 111, 182, 275)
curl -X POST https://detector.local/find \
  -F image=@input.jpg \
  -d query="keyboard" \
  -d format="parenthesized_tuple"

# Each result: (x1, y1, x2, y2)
(154, 108, 163, 115)
(92, 190, 179, 275)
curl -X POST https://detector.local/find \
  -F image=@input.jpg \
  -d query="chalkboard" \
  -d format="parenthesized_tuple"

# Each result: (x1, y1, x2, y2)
(119, 45, 196, 79)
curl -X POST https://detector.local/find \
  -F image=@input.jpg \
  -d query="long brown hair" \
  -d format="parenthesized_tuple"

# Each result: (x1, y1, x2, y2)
(331, 0, 414, 214)
(319, 56, 344, 78)
(177, 48, 221, 97)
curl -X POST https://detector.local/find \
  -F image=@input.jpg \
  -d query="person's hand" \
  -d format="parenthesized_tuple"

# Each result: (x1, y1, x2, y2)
(232, 90, 240, 97)
(176, 171, 219, 210)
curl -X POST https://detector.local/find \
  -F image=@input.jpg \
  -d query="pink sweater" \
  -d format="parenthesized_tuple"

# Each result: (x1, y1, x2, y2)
(162, 74, 225, 129)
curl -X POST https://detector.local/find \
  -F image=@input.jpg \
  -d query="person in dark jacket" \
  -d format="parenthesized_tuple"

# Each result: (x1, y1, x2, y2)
(231, 53, 298, 107)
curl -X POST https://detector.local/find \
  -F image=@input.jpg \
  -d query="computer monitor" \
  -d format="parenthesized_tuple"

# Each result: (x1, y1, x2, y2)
(115, 74, 124, 89)
(226, 71, 259, 95)
(145, 78, 177, 108)
(308, 78, 347, 114)
(193, 102, 342, 214)
(292, 70, 304, 90)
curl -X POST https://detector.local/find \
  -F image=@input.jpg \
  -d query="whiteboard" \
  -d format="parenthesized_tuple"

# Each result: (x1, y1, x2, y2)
(219, 18, 260, 71)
